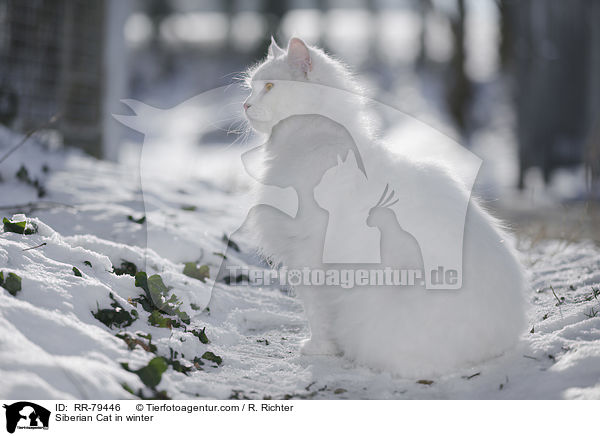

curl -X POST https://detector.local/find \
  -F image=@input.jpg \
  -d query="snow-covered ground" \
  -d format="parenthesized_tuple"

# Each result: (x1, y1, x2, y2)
(1, 124, 599, 400)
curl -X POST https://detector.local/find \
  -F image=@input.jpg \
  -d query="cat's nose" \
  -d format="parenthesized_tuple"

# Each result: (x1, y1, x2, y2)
(243, 103, 251, 111)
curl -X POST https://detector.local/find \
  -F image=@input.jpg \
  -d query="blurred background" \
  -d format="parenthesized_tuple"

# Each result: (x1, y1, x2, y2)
(0, 0, 599, 241)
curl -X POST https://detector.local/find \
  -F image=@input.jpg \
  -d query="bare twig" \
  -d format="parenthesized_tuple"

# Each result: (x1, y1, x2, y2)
(0, 201, 75, 213)
(305, 381, 316, 391)
(22, 242, 47, 251)
(462, 372, 481, 380)
(584, 307, 598, 318)
(550, 286, 564, 306)
(0, 112, 61, 165)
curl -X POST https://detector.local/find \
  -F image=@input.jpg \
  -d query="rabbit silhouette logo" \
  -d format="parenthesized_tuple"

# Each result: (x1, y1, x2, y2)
(3, 402, 50, 433)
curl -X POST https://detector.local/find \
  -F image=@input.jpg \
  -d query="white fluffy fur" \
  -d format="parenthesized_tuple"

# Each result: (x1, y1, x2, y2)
(243, 37, 527, 378)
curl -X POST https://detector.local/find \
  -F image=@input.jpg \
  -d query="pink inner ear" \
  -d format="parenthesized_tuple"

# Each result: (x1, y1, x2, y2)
(287, 38, 312, 73)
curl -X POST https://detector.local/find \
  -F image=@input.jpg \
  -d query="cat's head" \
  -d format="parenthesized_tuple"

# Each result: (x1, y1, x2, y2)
(243, 37, 362, 134)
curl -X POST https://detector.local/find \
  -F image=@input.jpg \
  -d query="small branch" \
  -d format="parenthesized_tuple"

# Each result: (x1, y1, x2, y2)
(22, 242, 47, 251)
(462, 372, 481, 380)
(0, 201, 76, 213)
(584, 307, 598, 318)
(550, 286, 564, 306)
(0, 113, 61, 165)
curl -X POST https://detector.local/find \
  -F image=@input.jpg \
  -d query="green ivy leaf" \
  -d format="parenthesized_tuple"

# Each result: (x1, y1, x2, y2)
(1, 272, 22, 296)
(148, 310, 178, 329)
(92, 292, 138, 328)
(147, 274, 169, 299)
(134, 271, 149, 292)
(201, 351, 222, 366)
(116, 332, 157, 353)
(191, 327, 210, 344)
(3, 218, 25, 233)
(183, 263, 209, 283)
(73, 267, 82, 277)
(2, 217, 37, 235)
(222, 234, 240, 252)
(127, 215, 146, 225)
(167, 357, 193, 375)
(134, 272, 189, 324)
(122, 357, 168, 388)
(16, 165, 30, 183)
(113, 261, 138, 276)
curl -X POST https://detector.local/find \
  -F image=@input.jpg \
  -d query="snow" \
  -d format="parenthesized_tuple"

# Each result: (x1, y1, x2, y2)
(1, 124, 599, 400)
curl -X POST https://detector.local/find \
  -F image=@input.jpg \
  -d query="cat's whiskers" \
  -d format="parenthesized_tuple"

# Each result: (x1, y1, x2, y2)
(223, 117, 255, 149)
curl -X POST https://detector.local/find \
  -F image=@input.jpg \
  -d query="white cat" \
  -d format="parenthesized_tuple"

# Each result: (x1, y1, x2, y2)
(243, 37, 526, 377)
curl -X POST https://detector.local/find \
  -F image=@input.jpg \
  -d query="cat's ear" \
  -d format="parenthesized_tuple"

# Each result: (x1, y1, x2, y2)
(287, 37, 312, 74)
(268, 36, 285, 58)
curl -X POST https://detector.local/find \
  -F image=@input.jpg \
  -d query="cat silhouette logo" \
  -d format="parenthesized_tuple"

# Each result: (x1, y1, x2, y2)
(3, 402, 50, 433)
(114, 79, 480, 296)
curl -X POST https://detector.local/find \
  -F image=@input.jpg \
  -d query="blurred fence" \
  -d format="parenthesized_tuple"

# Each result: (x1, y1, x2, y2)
(0, 0, 598, 188)
(0, 0, 105, 156)
(502, 0, 600, 187)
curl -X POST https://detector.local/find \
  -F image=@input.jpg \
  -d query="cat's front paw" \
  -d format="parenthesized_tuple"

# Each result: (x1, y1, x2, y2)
(300, 338, 338, 356)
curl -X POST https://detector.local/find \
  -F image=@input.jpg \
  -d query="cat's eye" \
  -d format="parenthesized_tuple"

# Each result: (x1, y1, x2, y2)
(265, 82, 274, 91)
